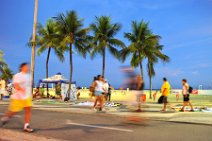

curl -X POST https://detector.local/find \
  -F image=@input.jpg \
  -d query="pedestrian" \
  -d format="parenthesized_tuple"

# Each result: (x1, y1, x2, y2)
(0, 63, 34, 132)
(76, 87, 81, 100)
(107, 84, 112, 101)
(103, 79, 109, 100)
(0, 84, 4, 100)
(180, 79, 194, 112)
(153, 91, 158, 102)
(160, 77, 171, 112)
(92, 75, 105, 111)
(89, 77, 97, 99)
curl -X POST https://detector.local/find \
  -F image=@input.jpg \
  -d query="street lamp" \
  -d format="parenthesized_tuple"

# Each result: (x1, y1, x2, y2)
(30, 0, 38, 93)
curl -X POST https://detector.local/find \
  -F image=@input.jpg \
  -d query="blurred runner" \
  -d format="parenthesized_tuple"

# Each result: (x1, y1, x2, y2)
(135, 75, 144, 112)
(160, 77, 171, 112)
(120, 66, 145, 122)
(0, 63, 34, 132)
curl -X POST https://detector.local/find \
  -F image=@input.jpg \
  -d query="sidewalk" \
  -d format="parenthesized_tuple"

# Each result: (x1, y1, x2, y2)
(31, 100, 212, 125)
(0, 129, 65, 141)
(1, 100, 212, 125)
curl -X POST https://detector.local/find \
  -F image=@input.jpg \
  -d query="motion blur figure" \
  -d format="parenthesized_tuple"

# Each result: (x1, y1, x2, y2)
(0, 63, 34, 132)
(121, 66, 146, 123)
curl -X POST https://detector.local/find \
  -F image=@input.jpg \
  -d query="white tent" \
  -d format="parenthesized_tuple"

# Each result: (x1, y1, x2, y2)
(39, 73, 77, 101)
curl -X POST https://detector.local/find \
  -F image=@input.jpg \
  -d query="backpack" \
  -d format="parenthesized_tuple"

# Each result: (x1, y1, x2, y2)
(188, 86, 193, 93)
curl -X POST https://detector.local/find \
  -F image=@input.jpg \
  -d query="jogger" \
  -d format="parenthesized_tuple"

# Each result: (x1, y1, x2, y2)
(0, 63, 34, 132)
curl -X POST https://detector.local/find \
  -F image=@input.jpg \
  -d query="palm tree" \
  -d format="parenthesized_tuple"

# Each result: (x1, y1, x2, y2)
(36, 19, 65, 93)
(89, 16, 125, 77)
(37, 19, 65, 78)
(146, 44, 170, 98)
(0, 50, 13, 84)
(54, 10, 89, 98)
(120, 20, 170, 99)
(0, 65, 13, 84)
(0, 50, 6, 68)
(120, 20, 160, 81)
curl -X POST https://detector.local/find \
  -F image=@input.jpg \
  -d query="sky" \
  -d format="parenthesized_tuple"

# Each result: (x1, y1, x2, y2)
(0, 0, 212, 89)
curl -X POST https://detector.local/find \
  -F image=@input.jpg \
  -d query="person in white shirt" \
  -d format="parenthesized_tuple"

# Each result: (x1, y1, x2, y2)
(92, 75, 106, 111)
(180, 79, 194, 112)
(0, 63, 34, 132)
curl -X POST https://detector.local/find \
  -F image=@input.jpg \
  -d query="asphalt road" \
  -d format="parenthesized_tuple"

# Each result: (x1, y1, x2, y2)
(1, 106, 212, 141)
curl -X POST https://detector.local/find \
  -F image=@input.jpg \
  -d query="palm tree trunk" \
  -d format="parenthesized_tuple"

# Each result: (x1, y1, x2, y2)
(46, 47, 51, 95)
(68, 43, 73, 99)
(149, 75, 152, 99)
(30, 0, 38, 95)
(138, 52, 144, 81)
(102, 49, 106, 77)
(139, 61, 144, 81)
(148, 62, 152, 99)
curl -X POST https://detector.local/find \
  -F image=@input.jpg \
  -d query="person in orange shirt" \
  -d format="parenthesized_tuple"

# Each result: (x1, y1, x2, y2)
(161, 77, 171, 112)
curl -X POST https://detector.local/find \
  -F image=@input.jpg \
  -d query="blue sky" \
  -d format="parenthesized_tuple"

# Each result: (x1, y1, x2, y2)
(0, 0, 212, 89)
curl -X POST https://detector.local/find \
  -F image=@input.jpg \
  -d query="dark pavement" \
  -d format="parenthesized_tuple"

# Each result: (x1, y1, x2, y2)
(1, 106, 212, 141)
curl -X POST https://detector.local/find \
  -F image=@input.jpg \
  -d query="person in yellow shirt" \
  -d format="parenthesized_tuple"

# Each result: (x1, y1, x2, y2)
(161, 77, 171, 112)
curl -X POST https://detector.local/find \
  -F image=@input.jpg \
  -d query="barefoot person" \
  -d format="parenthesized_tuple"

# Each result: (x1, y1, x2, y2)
(160, 77, 171, 112)
(0, 63, 34, 132)
(180, 79, 194, 112)
(93, 75, 105, 111)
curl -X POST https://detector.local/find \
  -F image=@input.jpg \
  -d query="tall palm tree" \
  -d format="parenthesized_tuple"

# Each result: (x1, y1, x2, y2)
(36, 19, 65, 93)
(54, 10, 89, 98)
(120, 20, 169, 99)
(37, 19, 65, 78)
(146, 45, 169, 98)
(120, 20, 160, 81)
(89, 16, 125, 77)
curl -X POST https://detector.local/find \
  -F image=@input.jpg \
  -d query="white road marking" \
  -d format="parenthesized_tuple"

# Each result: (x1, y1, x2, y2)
(67, 120, 133, 132)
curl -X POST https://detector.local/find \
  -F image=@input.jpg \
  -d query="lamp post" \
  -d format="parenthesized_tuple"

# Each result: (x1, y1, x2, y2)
(30, 0, 38, 93)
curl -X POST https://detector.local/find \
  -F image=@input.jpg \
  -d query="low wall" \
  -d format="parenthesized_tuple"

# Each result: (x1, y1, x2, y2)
(171, 89, 212, 95)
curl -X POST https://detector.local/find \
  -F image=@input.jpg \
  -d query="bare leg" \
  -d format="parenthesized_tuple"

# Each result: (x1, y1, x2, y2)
(163, 103, 167, 111)
(24, 107, 32, 124)
(93, 97, 98, 108)
(188, 101, 194, 110)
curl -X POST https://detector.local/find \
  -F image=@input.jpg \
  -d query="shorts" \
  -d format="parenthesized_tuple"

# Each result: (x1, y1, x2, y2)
(9, 98, 32, 112)
(163, 96, 168, 103)
(95, 90, 103, 96)
(183, 94, 190, 102)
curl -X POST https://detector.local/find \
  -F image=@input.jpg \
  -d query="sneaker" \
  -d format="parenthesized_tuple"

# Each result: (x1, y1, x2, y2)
(24, 125, 34, 133)
(179, 109, 184, 112)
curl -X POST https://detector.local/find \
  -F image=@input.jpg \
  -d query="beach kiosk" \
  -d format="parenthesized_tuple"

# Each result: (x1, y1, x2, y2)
(39, 73, 77, 101)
